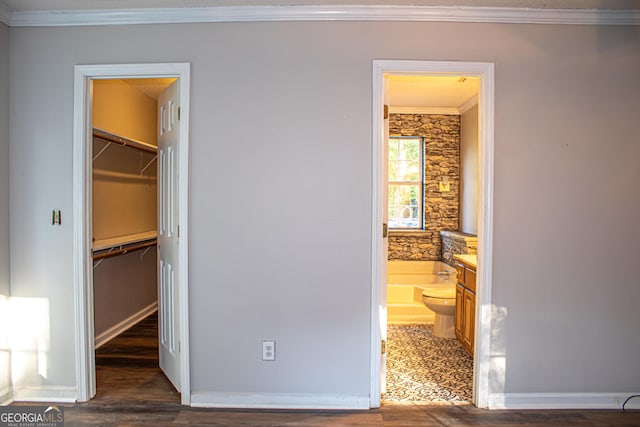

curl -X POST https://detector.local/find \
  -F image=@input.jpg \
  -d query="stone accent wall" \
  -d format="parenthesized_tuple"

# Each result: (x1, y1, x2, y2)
(388, 114, 460, 260)
(387, 231, 440, 260)
(440, 230, 478, 266)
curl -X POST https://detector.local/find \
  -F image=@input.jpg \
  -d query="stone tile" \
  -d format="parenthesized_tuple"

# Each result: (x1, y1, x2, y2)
(384, 324, 472, 403)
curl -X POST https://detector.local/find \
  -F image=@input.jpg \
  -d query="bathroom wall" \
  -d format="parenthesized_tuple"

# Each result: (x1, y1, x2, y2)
(460, 104, 479, 235)
(388, 113, 460, 260)
(440, 230, 477, 266)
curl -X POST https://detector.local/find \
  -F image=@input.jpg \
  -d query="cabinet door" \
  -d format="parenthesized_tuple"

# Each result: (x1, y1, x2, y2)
(455, 263, 465, 284)
(455, 284, 465, 341)
(465, 267, 477, 292)
(462, 289, 476, 354)
(469, 292, 476, 355)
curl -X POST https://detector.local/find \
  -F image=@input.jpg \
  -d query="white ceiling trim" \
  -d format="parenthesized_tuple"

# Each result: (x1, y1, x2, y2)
(458, 95, 478, 114)
(0, 3, 11, 25)
(390, 106, 460, 115)
(5, 5, 640, 27)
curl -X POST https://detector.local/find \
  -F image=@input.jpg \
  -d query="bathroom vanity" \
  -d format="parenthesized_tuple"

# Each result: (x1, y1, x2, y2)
(453, 254, 477, 356)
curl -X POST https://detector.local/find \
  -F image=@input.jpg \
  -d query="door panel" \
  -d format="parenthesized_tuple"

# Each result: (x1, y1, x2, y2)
(158, 80, 181, 391)
(455, 283, 464, 341)
(463, 289, 475, 353)
(380, 76, 390, 395)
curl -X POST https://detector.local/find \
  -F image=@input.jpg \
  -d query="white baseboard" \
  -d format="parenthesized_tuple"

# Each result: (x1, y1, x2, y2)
(0, 385, 14, 405)
(95, 302, 158, 349)
(488, 392, 640, 410)
(191, 392, 370, 410)
(13, 386, 77, 403)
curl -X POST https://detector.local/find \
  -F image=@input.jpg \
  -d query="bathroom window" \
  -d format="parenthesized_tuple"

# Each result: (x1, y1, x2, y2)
(388, 137, 424, 228)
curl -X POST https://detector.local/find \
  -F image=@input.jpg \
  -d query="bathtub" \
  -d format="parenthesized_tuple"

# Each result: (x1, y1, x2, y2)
(387, 260, 456, 324)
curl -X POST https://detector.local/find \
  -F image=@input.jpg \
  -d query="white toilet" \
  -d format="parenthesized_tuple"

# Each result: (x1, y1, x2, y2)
(421, 284, 457, 339)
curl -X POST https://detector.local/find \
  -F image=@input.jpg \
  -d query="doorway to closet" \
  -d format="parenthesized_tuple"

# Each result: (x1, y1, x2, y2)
(73, 63, 191, 405)
(91, 77, 174, 398)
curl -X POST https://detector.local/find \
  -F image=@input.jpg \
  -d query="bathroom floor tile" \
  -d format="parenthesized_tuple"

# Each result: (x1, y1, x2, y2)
(384, 324, 473, 403)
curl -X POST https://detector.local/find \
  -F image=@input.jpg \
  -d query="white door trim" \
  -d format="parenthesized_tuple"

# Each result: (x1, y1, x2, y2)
(73, 62, 191, 405)
(371, 60, 494, 408)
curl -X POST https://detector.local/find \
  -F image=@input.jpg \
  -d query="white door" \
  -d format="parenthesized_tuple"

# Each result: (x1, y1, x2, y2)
(380, 76, 390, 395)
(158, 80, 181, 391)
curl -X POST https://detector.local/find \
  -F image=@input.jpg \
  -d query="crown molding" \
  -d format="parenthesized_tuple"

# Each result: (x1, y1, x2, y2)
(458, 95, 478, 114)
(5, 5, 640, 27)
(389, 98, 479, 116)
(0, 3, 11, 26)
(389, 106, 460, 115)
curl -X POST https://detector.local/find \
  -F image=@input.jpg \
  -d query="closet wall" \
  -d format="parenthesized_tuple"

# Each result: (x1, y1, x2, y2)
(92, 80, 158, 345)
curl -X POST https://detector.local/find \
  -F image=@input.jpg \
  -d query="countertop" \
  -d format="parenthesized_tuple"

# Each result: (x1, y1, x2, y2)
(453, 253, 478, 269)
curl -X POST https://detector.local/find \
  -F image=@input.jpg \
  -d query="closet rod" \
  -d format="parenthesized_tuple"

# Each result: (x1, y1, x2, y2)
(93, 128, 157, 154)
(92, 240, 157, 261)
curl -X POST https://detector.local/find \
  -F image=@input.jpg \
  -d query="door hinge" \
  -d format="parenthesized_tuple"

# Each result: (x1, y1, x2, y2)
(177, 225, 180, 238)
(381, 340, 386, 355)
(383, 223, 388, 238)
(178, 107, 181, 121)
(383, 104, 389, 120)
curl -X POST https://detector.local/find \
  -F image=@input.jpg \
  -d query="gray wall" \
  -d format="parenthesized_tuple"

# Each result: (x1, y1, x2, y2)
(0, 23, 9, 297)
(93, 251, 157, 339)
(0, 22, 11, 403)
(460, 104, 478, 235)
(8, 21, 640, 400)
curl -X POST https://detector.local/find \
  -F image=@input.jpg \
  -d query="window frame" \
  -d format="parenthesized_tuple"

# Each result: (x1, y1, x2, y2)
(387, 136, 424, 230)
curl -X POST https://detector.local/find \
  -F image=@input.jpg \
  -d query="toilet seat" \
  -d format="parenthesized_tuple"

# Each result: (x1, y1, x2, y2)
(422, 285, 456, 299)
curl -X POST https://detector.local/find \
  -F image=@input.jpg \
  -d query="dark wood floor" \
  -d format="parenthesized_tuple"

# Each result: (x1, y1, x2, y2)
(15, 313, 640, 426)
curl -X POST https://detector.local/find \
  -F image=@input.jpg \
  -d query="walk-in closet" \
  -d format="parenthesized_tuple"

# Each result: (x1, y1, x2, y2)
(91, 79, 170, 350)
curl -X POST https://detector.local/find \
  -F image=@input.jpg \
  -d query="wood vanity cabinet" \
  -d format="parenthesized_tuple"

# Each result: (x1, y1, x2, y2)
(462, 288, 476, 353)
(454, 258, 476, 356)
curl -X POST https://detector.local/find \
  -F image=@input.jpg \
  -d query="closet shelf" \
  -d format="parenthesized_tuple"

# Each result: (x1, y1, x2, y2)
(93, 231, 157, 252)
(93, 168, 158, 181)
(92, 240, 156, 263)
(93, 127, 157, 158)
(92, 231, 157, 265)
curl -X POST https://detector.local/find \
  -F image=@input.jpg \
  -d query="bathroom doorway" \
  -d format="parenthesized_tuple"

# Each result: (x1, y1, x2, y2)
(370, 60, 495, 409)
(384, 76, 477, 404)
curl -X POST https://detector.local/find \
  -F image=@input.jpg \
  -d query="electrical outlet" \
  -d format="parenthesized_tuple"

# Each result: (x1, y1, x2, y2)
(262, 340, 275, 361)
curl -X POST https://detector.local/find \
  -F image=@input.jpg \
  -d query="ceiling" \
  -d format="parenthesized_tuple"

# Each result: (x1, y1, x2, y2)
(388, 75, 479, 110)
(118, 75, 477, 115)
(121, 78, 177, 100)
(1, 0, 638, 11)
